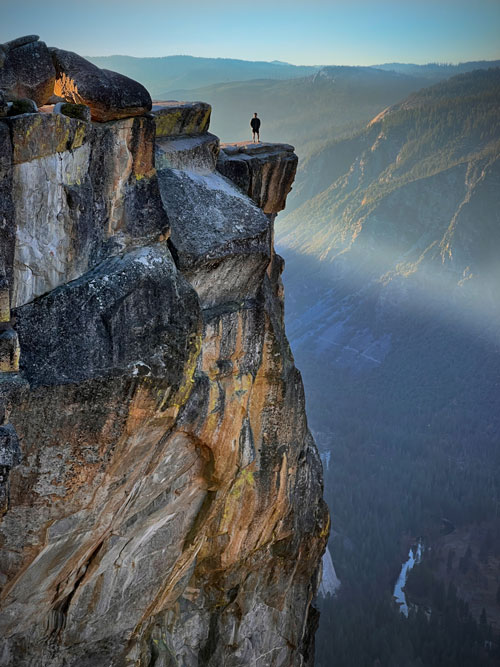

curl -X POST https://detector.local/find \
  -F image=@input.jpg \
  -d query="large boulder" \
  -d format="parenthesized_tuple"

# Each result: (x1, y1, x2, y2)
(0, 36, 55, 106)
(152, 101, 211, 137)
(50, 47, 152, 122)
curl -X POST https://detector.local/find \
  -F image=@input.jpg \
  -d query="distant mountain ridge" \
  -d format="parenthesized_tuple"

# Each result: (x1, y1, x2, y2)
(150, 59, 499, 155)
(86, 54, 319, 97)
(372, 60, 500, 78)
(315, 65, 425, 83)
(275, 65, 500, 520)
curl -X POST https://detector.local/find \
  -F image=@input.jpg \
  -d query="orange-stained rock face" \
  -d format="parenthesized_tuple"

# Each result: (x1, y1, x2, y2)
(0, 83, 327, 666)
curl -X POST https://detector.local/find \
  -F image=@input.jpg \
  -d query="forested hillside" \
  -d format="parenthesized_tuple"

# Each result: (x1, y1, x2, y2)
(276, 68, 500, 665)
(373, 60, 500, 79)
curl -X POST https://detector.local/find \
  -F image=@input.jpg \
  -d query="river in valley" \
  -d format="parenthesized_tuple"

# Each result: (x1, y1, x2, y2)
(393, 541, 423, 616)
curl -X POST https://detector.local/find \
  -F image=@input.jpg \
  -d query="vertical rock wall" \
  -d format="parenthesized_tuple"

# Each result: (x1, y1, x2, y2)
(0, 53, 327, 667)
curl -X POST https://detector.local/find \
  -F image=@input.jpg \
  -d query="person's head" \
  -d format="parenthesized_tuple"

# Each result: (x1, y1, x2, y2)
(254, 112, 258, 117)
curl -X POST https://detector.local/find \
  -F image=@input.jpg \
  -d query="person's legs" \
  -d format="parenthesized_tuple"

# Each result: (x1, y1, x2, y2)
(256, 131, 260, 143)
(252, 130, 256, 142)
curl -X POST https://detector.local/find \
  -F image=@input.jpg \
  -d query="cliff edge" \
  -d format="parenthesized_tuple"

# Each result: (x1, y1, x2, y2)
(0, 37, 328, 667)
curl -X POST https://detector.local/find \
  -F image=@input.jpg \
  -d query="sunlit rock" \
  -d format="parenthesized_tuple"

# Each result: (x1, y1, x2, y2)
(3, 112, 167, 307)
(50, 47, 152, 122)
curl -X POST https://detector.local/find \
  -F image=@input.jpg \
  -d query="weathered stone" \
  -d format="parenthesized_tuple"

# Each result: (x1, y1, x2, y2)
(218, 141, 298, 214)
(15, 245, 200, 386)
(0, 284, 9, 324)
(158, 167, 271, 308)
(0, 67, 327, 667)
(53, 101, 91, 123)
(152, 101, 211, 137)
(3, 112, 167, 307)
(3, 109, 87, 164)
(0, 421, 22, 516)
(50, 47, 152, 121)
(46, 94, 65, 104)
(0, 38, 55, 106)
(6, 98, 37, 116)
(155, 132, 220, 171)
(3, 35, 39, 51)
(0, 123, 15, 291)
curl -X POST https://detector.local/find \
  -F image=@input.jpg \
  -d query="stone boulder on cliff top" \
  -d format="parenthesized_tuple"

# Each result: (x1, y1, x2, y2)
(0, 35, 56, 106)
(50, 47, 152, 121)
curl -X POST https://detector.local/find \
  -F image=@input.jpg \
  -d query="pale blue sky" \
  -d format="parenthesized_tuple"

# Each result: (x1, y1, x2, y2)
(1, 0, 499, 65)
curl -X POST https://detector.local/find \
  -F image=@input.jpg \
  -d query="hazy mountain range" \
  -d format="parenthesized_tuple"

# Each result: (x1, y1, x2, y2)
(373, 60, 500, 78)
(86, 54, 320, 96)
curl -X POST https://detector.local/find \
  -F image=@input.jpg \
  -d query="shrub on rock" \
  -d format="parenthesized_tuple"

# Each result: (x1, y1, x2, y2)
(53, 102, 91, 123)
(7, 98, 38, 116)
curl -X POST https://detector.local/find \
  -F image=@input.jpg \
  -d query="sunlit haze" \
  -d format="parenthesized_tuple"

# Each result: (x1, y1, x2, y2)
(2, 0, 500, 65)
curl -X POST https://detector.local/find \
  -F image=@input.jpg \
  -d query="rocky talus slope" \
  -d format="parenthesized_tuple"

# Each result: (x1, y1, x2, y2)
(0, 37, 328, 667)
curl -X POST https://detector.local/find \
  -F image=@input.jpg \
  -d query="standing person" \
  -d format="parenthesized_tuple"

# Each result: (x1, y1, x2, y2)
(250, 112, 261, 143)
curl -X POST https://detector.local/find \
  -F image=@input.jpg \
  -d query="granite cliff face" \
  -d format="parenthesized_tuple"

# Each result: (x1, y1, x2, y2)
(0, 38, 328, 667)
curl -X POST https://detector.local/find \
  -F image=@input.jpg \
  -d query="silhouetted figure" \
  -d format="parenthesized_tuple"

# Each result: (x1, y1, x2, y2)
(250, 112, 261, 143)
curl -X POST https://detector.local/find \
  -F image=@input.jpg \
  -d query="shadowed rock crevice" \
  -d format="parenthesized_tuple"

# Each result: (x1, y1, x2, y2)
(47, 539, 106, 640)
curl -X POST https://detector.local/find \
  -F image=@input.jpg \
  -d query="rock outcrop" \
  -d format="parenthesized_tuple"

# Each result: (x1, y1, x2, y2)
(0, 35, 55, 106)
(217, 142, 298, 215)
(153, 101, 212, 138)
(0, 40, 327, 667)
(50, 48, 152, 121)
(0, 36, 152, 120)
